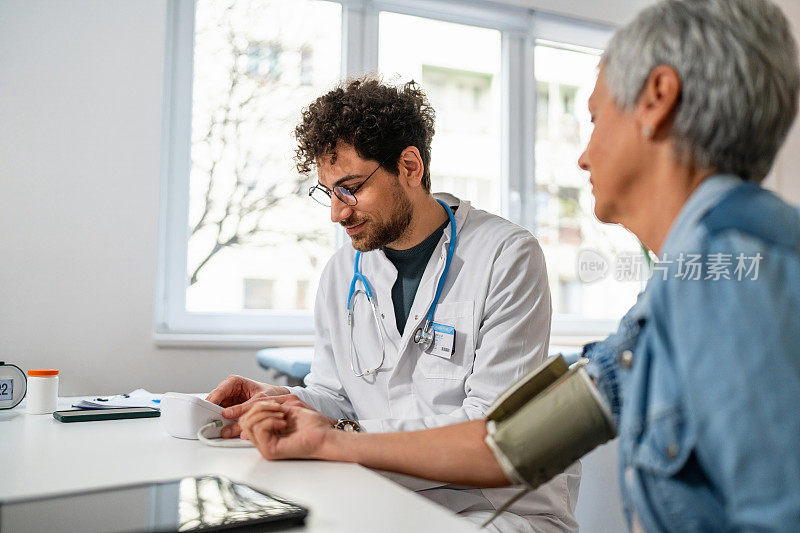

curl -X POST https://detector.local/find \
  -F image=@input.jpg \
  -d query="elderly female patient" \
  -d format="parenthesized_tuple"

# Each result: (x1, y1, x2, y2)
(235, 0, 800, 530)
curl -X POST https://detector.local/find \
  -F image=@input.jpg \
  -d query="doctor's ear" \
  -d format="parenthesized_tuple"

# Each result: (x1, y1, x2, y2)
(397, 146, 424, 188)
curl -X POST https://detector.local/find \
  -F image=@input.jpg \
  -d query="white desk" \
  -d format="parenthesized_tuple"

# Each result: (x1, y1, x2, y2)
(0, 398, 476, 532)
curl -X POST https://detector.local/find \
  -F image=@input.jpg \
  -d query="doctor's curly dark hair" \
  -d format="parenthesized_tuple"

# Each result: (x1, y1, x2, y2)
(294, 76, 436, 191)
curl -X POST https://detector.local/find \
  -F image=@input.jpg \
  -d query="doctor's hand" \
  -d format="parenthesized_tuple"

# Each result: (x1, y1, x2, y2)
(239, 403, 338, 461)
(206, 375, 290, 409)
(219, 394, 336, 439)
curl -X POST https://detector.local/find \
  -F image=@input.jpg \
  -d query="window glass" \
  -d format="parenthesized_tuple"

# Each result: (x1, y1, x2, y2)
(187, 0, 341, 312)
(242, 279, 275, 309)
(534, 44, 642, 319)
(379, 12, 502, 215)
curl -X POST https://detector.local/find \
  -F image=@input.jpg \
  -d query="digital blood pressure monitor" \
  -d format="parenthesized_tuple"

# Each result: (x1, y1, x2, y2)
(0, 362, 26, 409)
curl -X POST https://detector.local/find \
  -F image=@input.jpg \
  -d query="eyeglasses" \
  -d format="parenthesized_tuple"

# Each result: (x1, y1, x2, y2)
(308, 158, 386, 207)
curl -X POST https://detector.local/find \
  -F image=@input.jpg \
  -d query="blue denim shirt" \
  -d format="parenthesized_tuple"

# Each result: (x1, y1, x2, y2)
(585, 175, 800, 531)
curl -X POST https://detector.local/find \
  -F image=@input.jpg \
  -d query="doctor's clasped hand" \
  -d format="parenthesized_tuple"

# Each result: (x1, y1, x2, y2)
(205, 374, 289, 407)
(206, 376, 334, 438)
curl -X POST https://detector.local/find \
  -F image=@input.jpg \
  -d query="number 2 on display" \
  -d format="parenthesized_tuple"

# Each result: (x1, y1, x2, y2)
(0, 379, 12, 400)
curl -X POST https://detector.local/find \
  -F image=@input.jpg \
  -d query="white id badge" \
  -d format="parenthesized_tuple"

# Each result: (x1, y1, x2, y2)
(430, 322, 456, 359)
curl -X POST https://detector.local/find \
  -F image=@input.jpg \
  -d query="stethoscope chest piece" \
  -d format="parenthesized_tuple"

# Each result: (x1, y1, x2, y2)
(414, 322, 435, 352)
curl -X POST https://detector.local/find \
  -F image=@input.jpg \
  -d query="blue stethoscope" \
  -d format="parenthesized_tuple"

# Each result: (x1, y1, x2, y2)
(346, 199, 457, 377)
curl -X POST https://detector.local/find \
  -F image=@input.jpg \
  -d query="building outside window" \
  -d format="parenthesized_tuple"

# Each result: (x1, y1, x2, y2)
(295, 279, 310, 310)
(299, 47, 313, 86)
(243, 278, 275, 309)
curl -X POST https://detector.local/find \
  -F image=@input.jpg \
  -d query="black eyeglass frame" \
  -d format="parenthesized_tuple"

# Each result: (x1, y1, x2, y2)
(308, 156, 389, 207)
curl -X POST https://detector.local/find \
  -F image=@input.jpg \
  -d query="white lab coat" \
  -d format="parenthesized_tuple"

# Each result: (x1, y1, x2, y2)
(289, 193, 580, 532)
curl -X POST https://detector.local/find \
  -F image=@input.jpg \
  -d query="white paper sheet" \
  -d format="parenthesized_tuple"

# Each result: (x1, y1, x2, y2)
(72, 389, 162, 410)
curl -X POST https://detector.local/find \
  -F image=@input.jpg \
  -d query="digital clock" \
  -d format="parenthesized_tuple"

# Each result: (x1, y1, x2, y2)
(0, 362, 26, 409)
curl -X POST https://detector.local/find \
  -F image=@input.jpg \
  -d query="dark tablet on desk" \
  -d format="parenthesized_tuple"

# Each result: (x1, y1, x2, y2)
(54, 407, 161, 422)
(0, 475, 308, 532)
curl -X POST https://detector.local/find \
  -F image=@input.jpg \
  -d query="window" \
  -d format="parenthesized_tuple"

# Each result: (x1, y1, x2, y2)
(299, 47, 313, 86)
(185, 0, 340, 319)
(245, 42, 283, 80)
(379, 12, 502, 215)
(158, 0, 341, 337)
(558, 278, 582, 315)
(533, 44, 642, 323)
(295, 279, 310, 309)
(158, 1, 621, 342)
(243, 279, 275, 309)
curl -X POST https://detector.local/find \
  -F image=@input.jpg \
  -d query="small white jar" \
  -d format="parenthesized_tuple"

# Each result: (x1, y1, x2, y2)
(26, 369, 59, 414)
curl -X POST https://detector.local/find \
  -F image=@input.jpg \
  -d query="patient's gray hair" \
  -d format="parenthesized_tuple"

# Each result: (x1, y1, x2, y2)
(602, 0, 800, 182)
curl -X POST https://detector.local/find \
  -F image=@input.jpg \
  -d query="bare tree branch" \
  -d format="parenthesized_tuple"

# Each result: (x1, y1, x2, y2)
(187, 2, 322, 286)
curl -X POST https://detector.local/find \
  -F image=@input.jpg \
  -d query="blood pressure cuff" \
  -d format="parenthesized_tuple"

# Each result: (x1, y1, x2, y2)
(484, 365, 617, 488)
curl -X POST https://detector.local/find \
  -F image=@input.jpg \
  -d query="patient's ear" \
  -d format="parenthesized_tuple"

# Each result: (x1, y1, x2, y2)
(634, 65, 681, 139)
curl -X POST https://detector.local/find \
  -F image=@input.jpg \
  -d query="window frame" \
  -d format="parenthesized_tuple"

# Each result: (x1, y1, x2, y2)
(155, 0, 617, 345)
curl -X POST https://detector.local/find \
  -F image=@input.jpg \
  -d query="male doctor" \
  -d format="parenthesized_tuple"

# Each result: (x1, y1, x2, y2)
(207, 77, 579, 531)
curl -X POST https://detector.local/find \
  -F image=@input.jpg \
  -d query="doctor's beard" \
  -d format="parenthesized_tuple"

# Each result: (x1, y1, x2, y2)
(342, 183, 414, 252)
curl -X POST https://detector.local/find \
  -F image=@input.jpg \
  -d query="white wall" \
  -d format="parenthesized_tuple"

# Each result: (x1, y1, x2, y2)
(0, 0, 263, 396)
(494, 0, 655, 25)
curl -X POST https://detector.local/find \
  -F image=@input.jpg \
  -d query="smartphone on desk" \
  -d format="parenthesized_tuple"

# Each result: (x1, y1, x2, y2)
(53, 407, 160, 422)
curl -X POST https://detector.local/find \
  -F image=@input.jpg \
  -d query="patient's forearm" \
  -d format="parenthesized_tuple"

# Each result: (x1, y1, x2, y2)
(317, 419, 511, 487)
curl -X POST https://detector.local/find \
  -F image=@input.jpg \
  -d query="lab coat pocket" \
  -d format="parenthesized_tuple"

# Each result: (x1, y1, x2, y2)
(418, 301, 475, 380)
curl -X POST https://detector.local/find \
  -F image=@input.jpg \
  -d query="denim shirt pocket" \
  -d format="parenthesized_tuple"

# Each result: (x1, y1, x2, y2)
(628, 404, 703, 531)
(631, 406, 695, 476)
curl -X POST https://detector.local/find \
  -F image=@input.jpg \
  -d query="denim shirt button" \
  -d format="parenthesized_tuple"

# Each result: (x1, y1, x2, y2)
(618, 349, 635, 369)
(666, 443, 680, 460)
